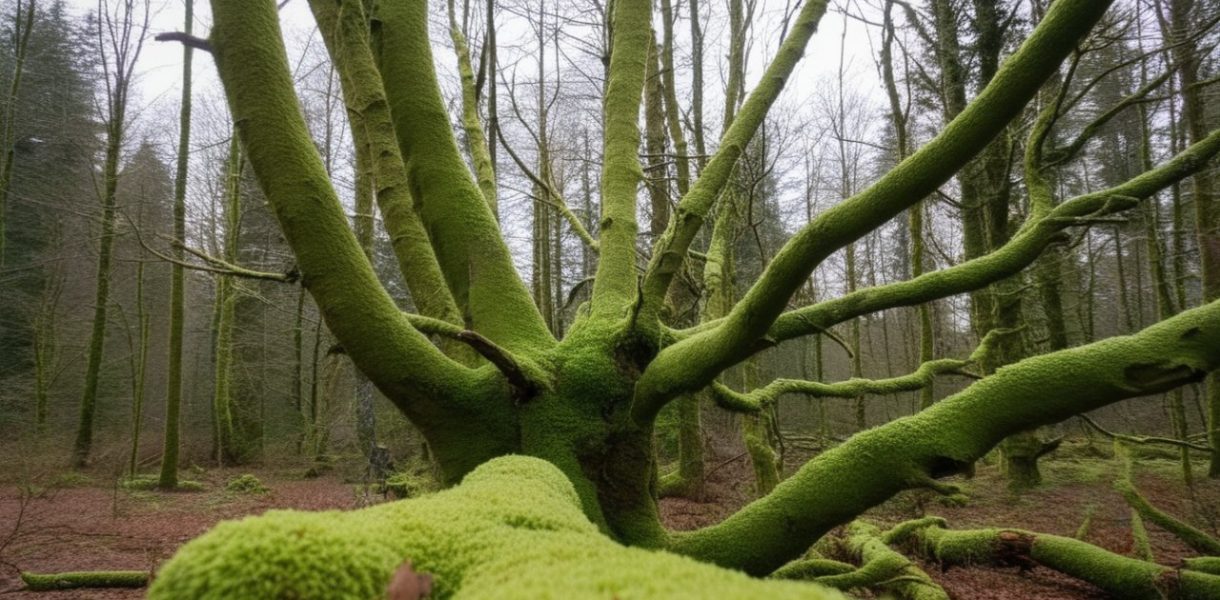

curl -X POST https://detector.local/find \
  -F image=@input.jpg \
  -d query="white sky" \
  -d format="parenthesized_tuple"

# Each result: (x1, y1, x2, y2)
(58, 0, 881, 142)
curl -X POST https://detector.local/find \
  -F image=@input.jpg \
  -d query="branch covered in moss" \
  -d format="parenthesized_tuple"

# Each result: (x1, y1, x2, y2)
(888, 519, 1220, 600)
(669, 122, 1220, 350)
(372, 0, 554, 351)
(713, 358, 972, 410)
(589, 0, 650, 319)
(1115, 446, 1220, 555)
(782, 521, 947, 600)
(446, 0, 497, 213)
(635, 0, 1116, 421)
(306, 0, 468, 342)
(1080, 415, 1213, 452)
(770, 558, 856, 580)
(208, 0, 478, 409)
(760, 123, 1220, 346)
(21, 571, 148, 591)
(668, 297, 1220, 575)
(1186, 557, 1220, 575)
(401, 313, 546, 399)
(149, 457, 847, 600)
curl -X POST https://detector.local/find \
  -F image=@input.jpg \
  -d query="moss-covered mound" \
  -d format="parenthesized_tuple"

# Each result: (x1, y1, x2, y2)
(150, 456, 843, 599)
(223, 474, 269, 494)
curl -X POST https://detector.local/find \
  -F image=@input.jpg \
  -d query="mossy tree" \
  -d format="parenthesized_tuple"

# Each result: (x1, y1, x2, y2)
(158, 0, 194, 490)
(71, 0, 149, 468)
(170, 0, 1220, 591)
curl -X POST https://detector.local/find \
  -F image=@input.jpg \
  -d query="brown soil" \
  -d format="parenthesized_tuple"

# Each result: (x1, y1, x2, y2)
(0, 466, 361, 598)
(2, 452, 1217, 599)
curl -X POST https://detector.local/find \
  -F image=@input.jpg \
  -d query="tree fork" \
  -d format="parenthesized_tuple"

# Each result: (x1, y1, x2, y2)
(209, 0, 517, 477)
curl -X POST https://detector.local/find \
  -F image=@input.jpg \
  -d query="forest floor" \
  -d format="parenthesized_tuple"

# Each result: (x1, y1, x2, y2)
(1, 443, 1217, 599)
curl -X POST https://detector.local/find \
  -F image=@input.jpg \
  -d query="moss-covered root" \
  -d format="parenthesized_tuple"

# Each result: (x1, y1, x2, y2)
(890, 520, 1220, 600)
(1115, 452, 1220, 555)
(812, 521, 948, 600)
(150, 456, 845, 599)
(770, 558, 857, 580)
(21, 571, 149, 591)
(1184, 557, 1220, 575)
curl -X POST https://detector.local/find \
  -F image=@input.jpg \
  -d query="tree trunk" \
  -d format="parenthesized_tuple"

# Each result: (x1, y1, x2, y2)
(159, 0, 193, 489)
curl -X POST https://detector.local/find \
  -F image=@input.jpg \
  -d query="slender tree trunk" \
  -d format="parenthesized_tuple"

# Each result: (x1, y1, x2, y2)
(73, 122, 123, 468)
(688, 0, 706, 171)
(292, 287, 307, 454)
(33, 270, 60, 435)
(351, 109, 378, 461)
(211, 135, 243, 465)
(159, 0, 193, 489)
(127, 256, 150, 477)
(73, 0, 148, 469)
(0, 0, 35, 266)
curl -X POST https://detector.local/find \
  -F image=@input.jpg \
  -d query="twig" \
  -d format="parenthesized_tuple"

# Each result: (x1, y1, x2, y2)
(1081, 414, 1212, 452)
(153, 31, 211, 53)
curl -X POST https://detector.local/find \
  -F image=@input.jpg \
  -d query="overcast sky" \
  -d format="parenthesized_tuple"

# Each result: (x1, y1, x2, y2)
(55, 0, 880, 134)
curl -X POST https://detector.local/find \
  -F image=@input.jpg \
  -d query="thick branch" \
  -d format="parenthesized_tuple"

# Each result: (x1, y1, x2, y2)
(454, 331, 546, 400)
(305, 0, 471, 362)
(669, 297, 1220, 575)
(589, 0, 650, 320)
(149, 457, 847, 599)
(634, 0, 1116, 422)
(372, 0, 554, 351)
(208, 0, 477, 412)
(819, 521, 949, 600)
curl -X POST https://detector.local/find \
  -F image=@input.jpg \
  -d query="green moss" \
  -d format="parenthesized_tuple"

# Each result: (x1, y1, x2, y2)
(151, 457, 845, 599)
(769, 558, 856, 580)
(371, 0, 555, 352)
(22, 571, 148, 591)
(893, 520, 1220, 600)
(670, 298, 1220, 575)
(306, 0, 469, 351)
(52, 471, 92, 488)
(383, 465, 439, 499)
(811, 521, 948, 599)
(224, 474, 269, 494)
(1115, 449, 1220, 555)
(1184, 557, 1220, 576)
(1130, 510, 1154, 561)
(1075, 504, 1097, 540)
(122, 475, 204, 492)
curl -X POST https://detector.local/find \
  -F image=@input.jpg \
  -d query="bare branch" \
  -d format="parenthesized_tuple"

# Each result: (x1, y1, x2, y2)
(154, 31, 211, 53)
